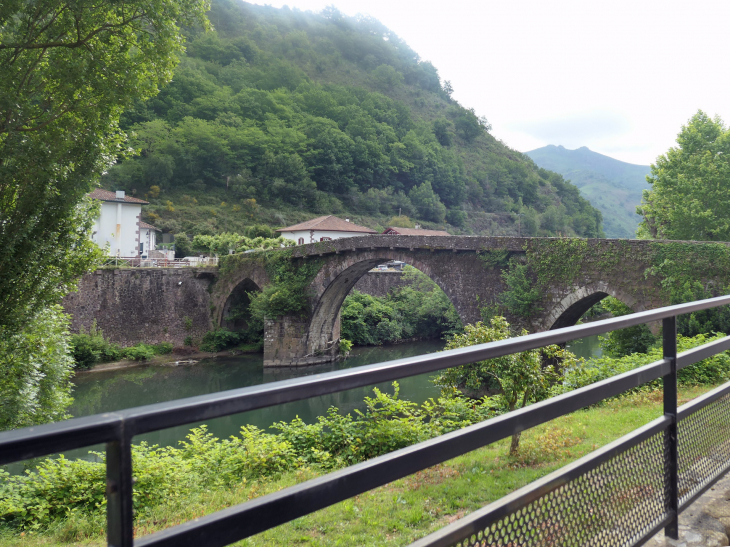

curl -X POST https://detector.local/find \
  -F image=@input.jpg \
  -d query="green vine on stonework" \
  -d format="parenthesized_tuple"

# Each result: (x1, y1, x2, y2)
(495, 238, 730, 329)
(219, 249, 324, 320)
(497, 239, 630, 319)
(645, 242, 730, 335)
(477, 249, 511, 270)
(253, 250, 323, 320)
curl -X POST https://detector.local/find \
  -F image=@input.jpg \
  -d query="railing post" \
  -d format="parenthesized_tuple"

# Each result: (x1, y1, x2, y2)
(107, 433, 134, 547)
(663, 316, 679, 539)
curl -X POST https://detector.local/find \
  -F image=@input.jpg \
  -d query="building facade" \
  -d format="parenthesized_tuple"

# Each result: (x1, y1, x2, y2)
(277, 215, 376, 244)
(89, 189, 158, 256)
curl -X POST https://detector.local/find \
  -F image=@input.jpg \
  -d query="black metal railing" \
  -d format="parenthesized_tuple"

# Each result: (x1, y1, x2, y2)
(4, 296, 730, 547)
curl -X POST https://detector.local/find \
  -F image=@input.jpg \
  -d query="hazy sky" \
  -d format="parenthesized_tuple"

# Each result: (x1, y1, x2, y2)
(247, 0, 730, 165)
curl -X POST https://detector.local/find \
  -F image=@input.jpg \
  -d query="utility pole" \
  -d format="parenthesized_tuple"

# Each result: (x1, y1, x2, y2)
(518, 213, 523, 237)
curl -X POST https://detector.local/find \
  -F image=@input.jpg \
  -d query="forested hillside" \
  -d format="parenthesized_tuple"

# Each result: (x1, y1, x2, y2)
(103, 0, 603, 239)
(526, 145, 649, 238)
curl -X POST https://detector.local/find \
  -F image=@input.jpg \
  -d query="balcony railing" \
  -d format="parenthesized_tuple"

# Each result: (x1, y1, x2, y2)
(100, 256, 218, 268)
(3, 296, 730, 546)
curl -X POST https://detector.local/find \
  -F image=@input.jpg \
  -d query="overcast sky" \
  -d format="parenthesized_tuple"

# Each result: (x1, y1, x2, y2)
(248, 0, 730, 165)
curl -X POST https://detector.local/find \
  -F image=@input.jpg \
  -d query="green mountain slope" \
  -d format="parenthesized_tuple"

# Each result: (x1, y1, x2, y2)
(102, 1, 603, 240)
(525, 145, 649, 238)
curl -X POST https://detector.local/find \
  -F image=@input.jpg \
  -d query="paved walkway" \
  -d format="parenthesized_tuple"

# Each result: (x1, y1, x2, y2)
(648, 471, 730, 547)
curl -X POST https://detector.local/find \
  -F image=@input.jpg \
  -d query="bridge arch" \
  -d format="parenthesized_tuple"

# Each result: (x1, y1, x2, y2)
(221, 277, 261, 331)
(305, 250, 465, 358)
(212, 261, 269, 328)
(543, 282, 642, 331)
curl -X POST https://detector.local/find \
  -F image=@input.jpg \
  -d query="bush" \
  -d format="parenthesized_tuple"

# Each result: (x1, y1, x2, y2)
(69, 322, 122, 369)
(154, 342, 173, 355)
(199, 328, 241, 352)
(0, 306, 75, 430)
(122, 344, 156, 361)
(554, 333, 730, 396)
(0, 384, 497, 530)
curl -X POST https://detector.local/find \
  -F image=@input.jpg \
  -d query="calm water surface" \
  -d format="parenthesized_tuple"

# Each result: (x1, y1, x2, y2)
(68, 334, 604, 449)
(566, 334, 603, 360)
(68, 340, 446, 451)
(7, 335, 604, 471)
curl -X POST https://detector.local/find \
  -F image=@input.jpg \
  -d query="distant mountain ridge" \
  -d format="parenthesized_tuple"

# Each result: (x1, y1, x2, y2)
(525, 145, 650, 238)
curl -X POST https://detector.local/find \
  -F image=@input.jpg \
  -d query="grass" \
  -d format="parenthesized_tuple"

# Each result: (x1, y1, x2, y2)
(0, 384, 717, 547)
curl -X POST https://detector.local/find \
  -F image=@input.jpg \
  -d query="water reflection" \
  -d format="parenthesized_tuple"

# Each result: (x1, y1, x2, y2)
(566, 334, 603, 360)
(68, 340, 446, 451)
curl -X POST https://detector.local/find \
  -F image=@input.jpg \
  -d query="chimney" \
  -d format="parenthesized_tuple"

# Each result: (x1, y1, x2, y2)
(415, 223, 421, 229)
(345, 218, 350, 222)
(116, 190, 125, 200)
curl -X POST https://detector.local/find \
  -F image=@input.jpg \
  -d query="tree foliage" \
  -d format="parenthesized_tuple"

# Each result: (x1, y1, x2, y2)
(341, 267, 462, 345)
(0, 0, 210, 333)
(0, 0, 209, 427)
(436, 317, 573, 454)
(638, 110, 730, 241)
(0, 306, 74, 430)
(102, 0, 603, 239)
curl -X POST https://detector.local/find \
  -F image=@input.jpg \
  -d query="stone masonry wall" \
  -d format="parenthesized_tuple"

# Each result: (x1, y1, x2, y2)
(352, 271, 410, 297)
(62, 268, 215, 347)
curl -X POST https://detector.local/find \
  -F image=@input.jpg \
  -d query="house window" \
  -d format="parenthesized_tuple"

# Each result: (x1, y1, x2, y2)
(320, 237, 332, 242)
(298, 237, 304, 245)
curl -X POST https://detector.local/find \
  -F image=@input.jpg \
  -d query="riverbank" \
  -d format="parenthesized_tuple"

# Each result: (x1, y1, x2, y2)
(73, 343, 263, 374)
(0, 384, 718, 547)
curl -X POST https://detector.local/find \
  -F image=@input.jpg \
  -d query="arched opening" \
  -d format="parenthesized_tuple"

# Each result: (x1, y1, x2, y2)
(549, 290, 655, 359)
(221, 278, 263, 346)
(307, 257, 462, 356)
(549, 291, 609, 331)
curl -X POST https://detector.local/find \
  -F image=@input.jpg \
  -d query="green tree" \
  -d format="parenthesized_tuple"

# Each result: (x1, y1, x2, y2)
(432, 119, 452, 146)
(409, 181, 447, 223)
(0, 0, 209, 332)
(436, 317, 570, 455)
(638, 111, 730, 240)
(0, 306, 74, 430)
(0, 0, 209, 427)
(597, 297, 656, 357)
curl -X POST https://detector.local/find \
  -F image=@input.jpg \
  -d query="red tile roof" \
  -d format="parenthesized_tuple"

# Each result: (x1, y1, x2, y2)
(88, 188, 149, 204)
(139, 221, 160, 231)
(277, 215, 376, 233)
(383, 227, 450, 236)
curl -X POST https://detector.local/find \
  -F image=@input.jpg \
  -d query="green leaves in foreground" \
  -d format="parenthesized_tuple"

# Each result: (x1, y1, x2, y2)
(0, 386, 497, 531)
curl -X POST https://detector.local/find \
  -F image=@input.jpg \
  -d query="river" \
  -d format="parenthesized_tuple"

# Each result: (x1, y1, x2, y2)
(67, 334, 604, 451)
(5, 335, 605, 472)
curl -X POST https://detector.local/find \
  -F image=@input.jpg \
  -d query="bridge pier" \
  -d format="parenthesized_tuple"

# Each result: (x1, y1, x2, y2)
(263, 315, 340, 367)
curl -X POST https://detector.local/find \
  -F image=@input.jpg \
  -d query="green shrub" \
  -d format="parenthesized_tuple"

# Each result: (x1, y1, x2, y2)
(199, 329, 241, 352)
(154, 342, 173, 355)
(0, 385, 497, 530)
(554, 333, 730, 396)
(122, 344, 156, 361)
(68, 321, 122, 369)
(338, 338, 353, 353)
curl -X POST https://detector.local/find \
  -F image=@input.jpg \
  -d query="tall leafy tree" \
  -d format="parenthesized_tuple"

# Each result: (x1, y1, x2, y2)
(0, 0, 209, 427)
(638, 111, 730, 241)
(0, 0, 209, 332)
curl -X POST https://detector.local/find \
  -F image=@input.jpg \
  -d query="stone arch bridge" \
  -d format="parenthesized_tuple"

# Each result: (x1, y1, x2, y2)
(211, 235, 730, 366)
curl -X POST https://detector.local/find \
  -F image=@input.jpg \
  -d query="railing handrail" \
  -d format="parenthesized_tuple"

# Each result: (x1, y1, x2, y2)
(3, 294, 730, 546)
(3, 293, 730, 462)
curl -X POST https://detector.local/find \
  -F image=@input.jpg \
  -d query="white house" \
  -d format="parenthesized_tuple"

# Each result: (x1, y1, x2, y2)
(89, 189, 159, 256)
(276, 215, 376, 244)
(139, 221, 160, 257)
